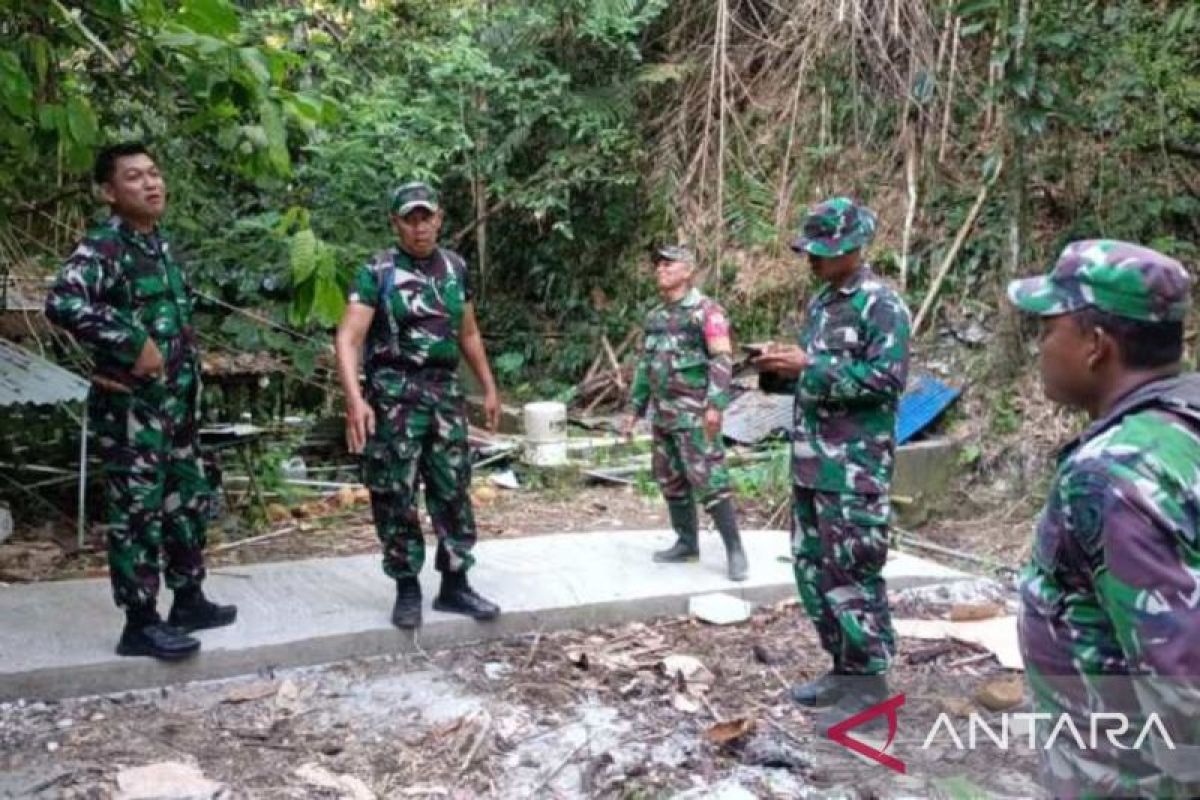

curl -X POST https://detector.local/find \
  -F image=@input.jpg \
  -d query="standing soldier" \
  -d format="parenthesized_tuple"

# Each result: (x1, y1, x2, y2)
(335, 181, 501, 629)
(754, 198, 910, 729)
(45, 142, 236, 661)
(622, 245, 748, 581)
(1008, 240, 1200, 797)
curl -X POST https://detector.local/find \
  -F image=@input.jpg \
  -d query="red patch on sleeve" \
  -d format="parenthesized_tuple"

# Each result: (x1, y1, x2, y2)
(704, 308, 730, 339)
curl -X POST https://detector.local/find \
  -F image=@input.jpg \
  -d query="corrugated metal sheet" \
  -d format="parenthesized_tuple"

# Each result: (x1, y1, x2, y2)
(896, 375, 961, 445)
(724, 373, 963, 446)
(0, 338, 89, 407)
(722, 391, 793, 445)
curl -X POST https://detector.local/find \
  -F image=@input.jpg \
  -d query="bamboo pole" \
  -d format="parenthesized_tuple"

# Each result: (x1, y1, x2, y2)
(938, 16, 960, 164)
(913, 157, 1003, 335)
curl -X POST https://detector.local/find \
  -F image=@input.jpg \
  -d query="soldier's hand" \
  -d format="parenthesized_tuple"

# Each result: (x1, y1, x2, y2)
(703, 407, 722, 441)
(752, 344, 809, 378)
(620, 414, 638, 439)
(346, 398, 376, 454)
(131, 338, 165, 379)
(483, 389, 501, 433)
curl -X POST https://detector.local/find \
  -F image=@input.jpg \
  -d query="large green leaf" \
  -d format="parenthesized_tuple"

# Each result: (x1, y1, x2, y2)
(259, 99, 290, 175)
(177, 0, 240, 39)
(312, 274, 346, 328)
(65, 96, 98, 146)
(28, 36, 50, 88)
(0, 52, 33, 118)
(290, 228, 318, 284)
(238, 47, 271, 85)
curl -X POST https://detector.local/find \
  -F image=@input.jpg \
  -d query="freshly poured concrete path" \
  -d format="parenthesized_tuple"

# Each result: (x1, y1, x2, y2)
(0, 529, 965, 701)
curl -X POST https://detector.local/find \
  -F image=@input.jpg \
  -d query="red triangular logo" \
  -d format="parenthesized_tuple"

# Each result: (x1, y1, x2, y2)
(825, 693, 906, 773)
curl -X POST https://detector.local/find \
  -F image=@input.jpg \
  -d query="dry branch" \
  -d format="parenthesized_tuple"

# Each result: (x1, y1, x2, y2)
(913, 158, 1003, 335)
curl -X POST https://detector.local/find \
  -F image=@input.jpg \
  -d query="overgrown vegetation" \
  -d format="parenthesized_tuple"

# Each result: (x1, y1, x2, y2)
(2, 0, 1196, 397)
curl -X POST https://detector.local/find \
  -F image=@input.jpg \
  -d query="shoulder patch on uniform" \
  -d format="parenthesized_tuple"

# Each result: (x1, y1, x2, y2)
(703, 303, 730, 339)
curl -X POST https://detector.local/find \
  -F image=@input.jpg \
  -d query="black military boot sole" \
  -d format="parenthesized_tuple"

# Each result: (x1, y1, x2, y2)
(433, 592, 500, 621)
(167, 599, 238, 632)
(790, 671, 846, 708)
(652, 542, 700, 563)
(434, 572, 500, 621)
(116, 623, 201, 661)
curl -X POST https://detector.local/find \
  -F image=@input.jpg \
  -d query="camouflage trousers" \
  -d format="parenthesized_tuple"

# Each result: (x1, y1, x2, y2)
(792, 487, 895, 675)
(363, 377, 476, 580)
(651, 424, 731, 510)
(91, 381, 208, 611)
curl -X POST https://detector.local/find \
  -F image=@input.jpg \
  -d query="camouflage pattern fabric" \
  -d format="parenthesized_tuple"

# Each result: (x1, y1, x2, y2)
(793, 488, 895, 676)
(790, 197, 877, 258)
(792, 265, 911, 495)
(628, 287, 733, 430)
(628, 287, 734, 507)
(1018, 374, 1200, 798)
(350, 245, 478, 577)
(391, 181, 440, 215)
(362, 374, 476, 579)
(652, 426, 731, 510)
(1008, 239, 1191, 323)
(349, 246, 470, 400)
(45, 216, 208, 609)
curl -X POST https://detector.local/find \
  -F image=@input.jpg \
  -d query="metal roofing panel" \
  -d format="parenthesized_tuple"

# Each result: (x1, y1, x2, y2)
(725, 373, 962, 447)
(722, 391, 793, 445)
(896, 374, 962, 444)
(0, 338, 89, 407)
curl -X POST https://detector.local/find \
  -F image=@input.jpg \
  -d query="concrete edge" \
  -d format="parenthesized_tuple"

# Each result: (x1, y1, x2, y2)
(2, 571, 962, 703)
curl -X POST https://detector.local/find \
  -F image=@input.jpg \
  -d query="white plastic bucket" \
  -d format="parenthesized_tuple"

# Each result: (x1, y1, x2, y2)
(523, 401, 568, 466)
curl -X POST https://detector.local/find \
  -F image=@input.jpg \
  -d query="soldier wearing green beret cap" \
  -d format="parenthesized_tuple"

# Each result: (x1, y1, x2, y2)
(755, 196, 911, 732)
(335, 180, 503, 630)
(1010, 239, 1200, 798)
(622, 244, 748, 581)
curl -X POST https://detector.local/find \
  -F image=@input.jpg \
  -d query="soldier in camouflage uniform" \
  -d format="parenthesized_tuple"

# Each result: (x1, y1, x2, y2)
(335, 182, 501, 629)
(754, 197, 911, 730)
(622, 245, 748, 581)
(45, 142, 236, 661)
(1009, 240, 1200, 798)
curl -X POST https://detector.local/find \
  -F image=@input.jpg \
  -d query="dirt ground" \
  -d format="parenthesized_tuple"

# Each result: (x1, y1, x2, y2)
(0, 591, 1043, 800)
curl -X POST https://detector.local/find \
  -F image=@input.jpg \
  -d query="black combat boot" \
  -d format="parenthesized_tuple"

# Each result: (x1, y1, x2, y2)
(790, 669, 847, 708)
(391, 576, 422, 629)
(433, 570, 500, 621)
(117, 605, 200, 660)
(817, 674, 891, 733)
(654, 500, 699, 562)
(167, 586, 238, 632)
(708, 498, 748, 581)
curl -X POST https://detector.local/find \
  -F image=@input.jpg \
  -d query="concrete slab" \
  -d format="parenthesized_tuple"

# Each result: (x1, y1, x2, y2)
(0, 529, 967, 701)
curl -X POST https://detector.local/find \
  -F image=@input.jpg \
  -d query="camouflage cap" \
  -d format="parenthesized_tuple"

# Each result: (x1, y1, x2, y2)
(791, 197, 877, 257)
(653, 244, 695, 265)
(1007, 239, 1192, 323)
(390, 181, 440, 216)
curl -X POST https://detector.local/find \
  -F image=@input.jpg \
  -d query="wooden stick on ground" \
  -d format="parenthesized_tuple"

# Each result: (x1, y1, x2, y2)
(913, 157, 1003, 335)
(212, 525, 299, 553)
(583, 382, 616, 416)
(601, 335, 625, 391)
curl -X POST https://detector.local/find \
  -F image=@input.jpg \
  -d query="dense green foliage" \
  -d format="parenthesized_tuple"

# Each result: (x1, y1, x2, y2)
(1, 0, 1196, 399)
